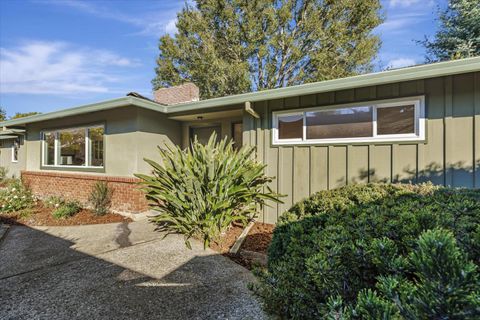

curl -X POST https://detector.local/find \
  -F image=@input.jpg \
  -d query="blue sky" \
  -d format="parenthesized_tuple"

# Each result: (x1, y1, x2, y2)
(0, 0, 446, 117)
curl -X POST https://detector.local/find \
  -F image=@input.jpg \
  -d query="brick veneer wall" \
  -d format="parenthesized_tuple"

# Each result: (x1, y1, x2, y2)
(21, 171, 149, 214)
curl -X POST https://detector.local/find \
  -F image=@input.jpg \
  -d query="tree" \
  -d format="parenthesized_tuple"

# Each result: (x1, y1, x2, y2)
(422, 0, 480, 62)
(153, 0, 383, 99)
(11, 112, 41, 119)
(0, 107, 6, 121)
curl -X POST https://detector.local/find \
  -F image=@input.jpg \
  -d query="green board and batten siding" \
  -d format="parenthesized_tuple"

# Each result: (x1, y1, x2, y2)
(243, 72, 480, 223)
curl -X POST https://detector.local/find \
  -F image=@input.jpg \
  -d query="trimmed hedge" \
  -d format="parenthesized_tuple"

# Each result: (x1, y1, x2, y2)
(253, 183, 480, 319)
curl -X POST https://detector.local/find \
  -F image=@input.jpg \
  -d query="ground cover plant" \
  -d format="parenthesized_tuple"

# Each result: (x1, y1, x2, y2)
(52, 200, 82, 219)
(136, 133, 281, 249)
(252, 183, 480, 319)
(0, 179, 36, 213)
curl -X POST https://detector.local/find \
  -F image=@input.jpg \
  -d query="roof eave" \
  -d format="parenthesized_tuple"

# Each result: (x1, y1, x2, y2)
(0, 96, 167, 127)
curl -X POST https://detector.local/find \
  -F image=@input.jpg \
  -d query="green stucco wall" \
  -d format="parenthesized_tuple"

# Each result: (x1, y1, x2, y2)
(243, 72, 480, 223)
(0, 137, 26, 178)
(17, 105, 181, 177)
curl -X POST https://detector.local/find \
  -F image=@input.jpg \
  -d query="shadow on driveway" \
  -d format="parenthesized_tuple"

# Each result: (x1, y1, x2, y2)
(0, 223, 265, 320)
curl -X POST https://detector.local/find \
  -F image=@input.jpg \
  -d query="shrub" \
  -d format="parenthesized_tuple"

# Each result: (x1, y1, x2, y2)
(88, 181, 112, 216)
(45, 195, 65, 209)
(136, 132, 281, 249)
(52, 200, 81, 219)
(354, 229, 480, 319)
(0, 166, 8, 183)
(253, 183, 480, 319)
(0, 179, 36, 213)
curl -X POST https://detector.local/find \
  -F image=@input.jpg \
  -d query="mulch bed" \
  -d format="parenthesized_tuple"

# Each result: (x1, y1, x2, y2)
(242, 222, 275, 254)
(0, 203, 131, 226)
(209, 222, 245, 253)
(211, 221, 275, 270)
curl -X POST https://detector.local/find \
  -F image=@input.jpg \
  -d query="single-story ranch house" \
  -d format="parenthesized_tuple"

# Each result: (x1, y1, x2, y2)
(1, 57, 479, 223)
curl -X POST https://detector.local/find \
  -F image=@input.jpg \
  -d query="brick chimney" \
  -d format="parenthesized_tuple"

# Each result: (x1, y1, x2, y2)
(153, 83, 200, 105)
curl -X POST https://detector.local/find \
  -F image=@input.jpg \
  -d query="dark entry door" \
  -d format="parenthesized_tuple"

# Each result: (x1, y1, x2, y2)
(190, 125, 221, 145)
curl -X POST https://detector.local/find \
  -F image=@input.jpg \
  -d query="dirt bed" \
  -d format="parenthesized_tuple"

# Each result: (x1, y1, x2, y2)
(211, 222, 275, 269)
(0, 204, 131, 226)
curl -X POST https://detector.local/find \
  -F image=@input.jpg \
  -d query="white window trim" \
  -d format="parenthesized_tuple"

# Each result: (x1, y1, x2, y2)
(41, 124, 104, 168)
(272, 96, 425, 145)
(11, 137, 20, 163)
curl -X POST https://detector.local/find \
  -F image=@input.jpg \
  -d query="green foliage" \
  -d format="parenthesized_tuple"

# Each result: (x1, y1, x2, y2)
(136, 133, 281, 249)
(0, 179, 36, 213)
(10, 111, 41, 119)
(0, 166, 8, 184)
(153, 0, 383, 99)
(0, 107, 6, 121)
(52, 200, 81, 219)
(421, 0, 480, 61)
(45, 195, 65, 209)
(355, 229, 480, 319)
(253, 183, 480, 319)
(88, 181, 113, 216)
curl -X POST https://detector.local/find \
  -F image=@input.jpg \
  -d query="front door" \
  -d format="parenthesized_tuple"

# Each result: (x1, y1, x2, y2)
(190, 125, 221, 145)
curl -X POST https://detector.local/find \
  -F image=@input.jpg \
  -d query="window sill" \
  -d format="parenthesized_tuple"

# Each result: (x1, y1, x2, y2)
(272, 136, 426, 146)
(40, 166, 105, 173)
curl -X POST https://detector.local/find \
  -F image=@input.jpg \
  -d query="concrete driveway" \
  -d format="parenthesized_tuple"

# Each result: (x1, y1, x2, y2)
(0, 221, 266, 320)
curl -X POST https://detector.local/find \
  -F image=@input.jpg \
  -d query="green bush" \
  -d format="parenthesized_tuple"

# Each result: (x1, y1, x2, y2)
(52, 200, 81, 219)
(45, 195, 65, 209)
(253, 183, 480, 319)
(88, 181, 112, 216)
(0, 166, 8, 183)
(0, 179, 36, 213)
(352, 228, 480, 319)
(136, 133, 281, 249)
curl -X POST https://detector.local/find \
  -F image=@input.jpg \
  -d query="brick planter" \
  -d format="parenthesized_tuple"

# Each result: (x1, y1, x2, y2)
(21, 171, 149, 214)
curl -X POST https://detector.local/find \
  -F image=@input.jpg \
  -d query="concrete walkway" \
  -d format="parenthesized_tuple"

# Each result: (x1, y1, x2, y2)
(0, 221, 266, 320)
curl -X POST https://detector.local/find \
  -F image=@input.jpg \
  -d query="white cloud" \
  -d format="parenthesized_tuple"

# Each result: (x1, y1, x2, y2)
(36, 0, 181, 37)
(389, 0, 421, 7)
(0, 41, 137, 94)
(165, 19, 178, 35)
(376, 12, 427, 33)
(386, 58, 417, 69)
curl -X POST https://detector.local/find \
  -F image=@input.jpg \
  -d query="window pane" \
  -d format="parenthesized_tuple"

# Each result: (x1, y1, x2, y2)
(89, 127, 104, 167)
(59, 128, 85, 166)
(377, 105, 415, 135)
(13, 138, 20, 161)
(44, 132, 55, 165)
(306, 106, 373, 139)
(278, 114, 303, 139)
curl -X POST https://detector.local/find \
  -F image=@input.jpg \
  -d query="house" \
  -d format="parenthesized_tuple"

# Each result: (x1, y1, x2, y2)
(1, 57, 479, 222)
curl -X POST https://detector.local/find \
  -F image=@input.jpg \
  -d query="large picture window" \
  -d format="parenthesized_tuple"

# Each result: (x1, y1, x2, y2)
(42, 124, 104, 168)
(273, 96, 425, 145)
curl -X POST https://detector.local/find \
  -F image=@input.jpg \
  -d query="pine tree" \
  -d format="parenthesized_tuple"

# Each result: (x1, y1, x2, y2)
(422, 0, 480, 61)
(0, 107, 6, 121)
(153, 0, 383, 99)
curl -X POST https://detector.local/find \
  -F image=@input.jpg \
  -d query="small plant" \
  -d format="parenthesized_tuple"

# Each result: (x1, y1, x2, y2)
(52, 200, 81, 219)
(45, 195, 65, 209)
(0, 166, 8, 184)
(136, 132, 282, 249)
(88, 181, 112, 216)
(0, 179, 36, 213)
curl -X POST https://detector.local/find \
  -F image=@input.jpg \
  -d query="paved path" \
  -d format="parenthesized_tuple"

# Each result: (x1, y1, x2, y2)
(0, 221, 266, 320)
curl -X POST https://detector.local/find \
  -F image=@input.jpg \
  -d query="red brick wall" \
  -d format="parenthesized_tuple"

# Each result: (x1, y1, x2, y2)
(21, 171, 149, 214)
